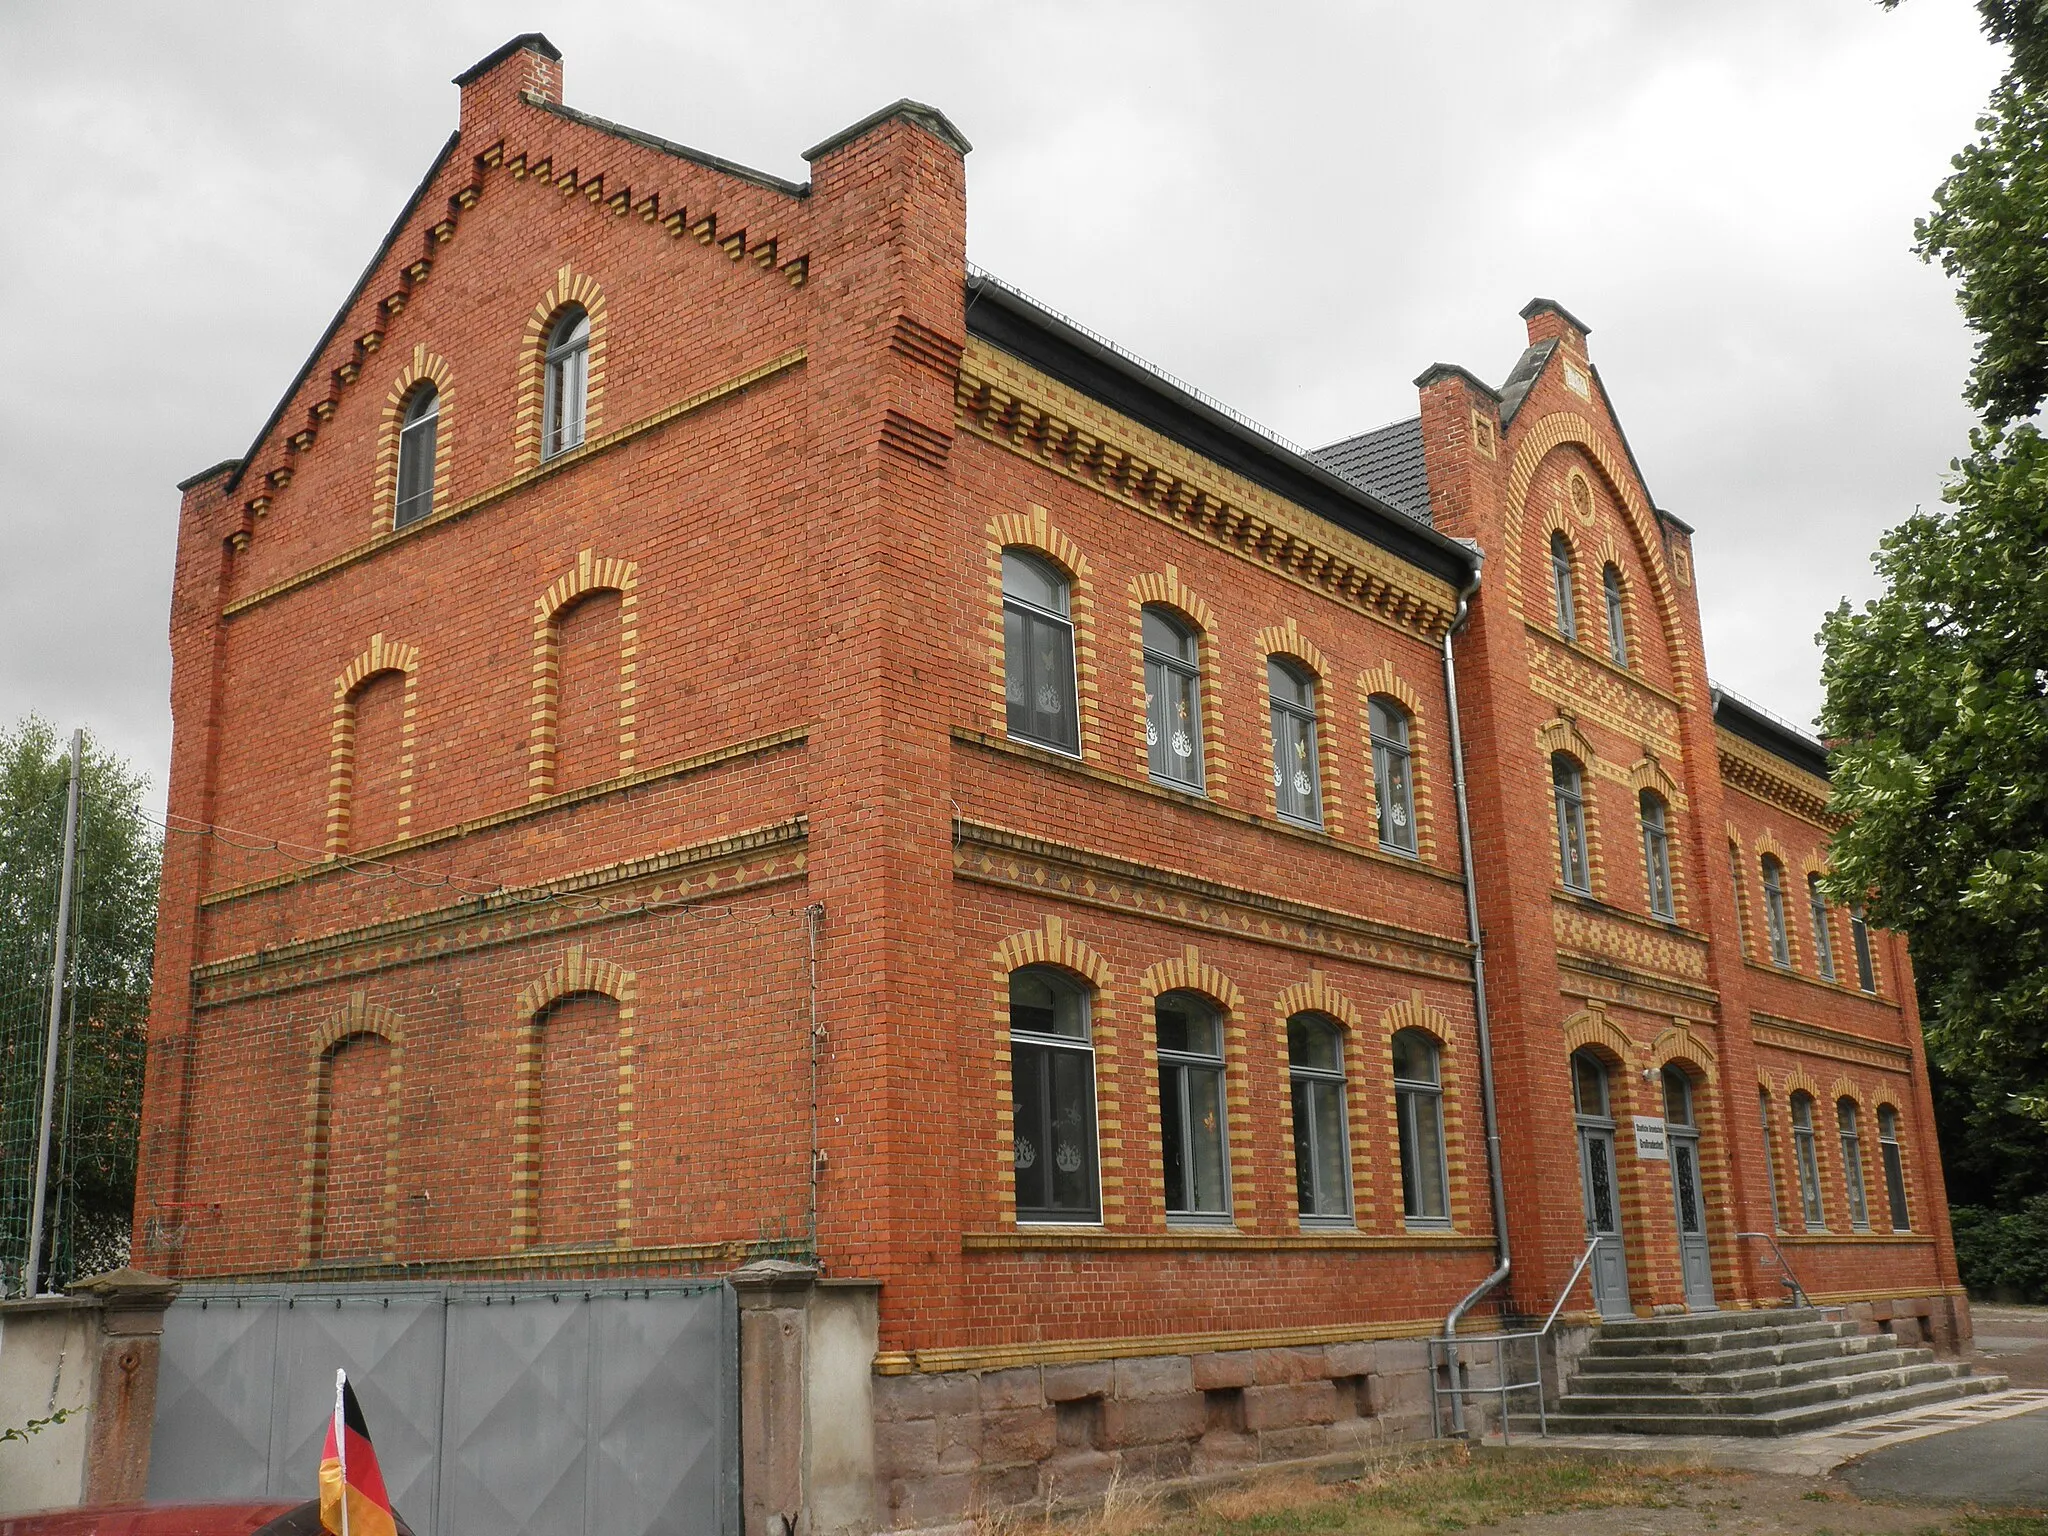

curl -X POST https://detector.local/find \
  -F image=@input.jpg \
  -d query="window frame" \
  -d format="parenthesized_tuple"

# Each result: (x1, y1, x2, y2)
(1267, 657, 1323, 830)
(1551, 531, 1578, 640)
(393, 383, 440, 529)
(1758, 1087, 1784, 1232)
(1837, 1097, 1871, 1231)
(1287, 1013, 1353, 1227)
(542, 306, 590, 461)
(1392, 1028, 1451, 1229)
(1603, 563, 1629, 667)
(1369, 695, 1419, 856)
(1877, 1105, 1910, 1232)
(1008, 965, 1102, 1225)
(1808, 874, 1837, 981)
(1141, 606, 1206, 793)
(1762, 856, 1792, 968)
(1640, 790, 1675, 920)
(1850, 905, 1877, 993)
(1001, 550, 1082, 757)
(1553, 755, 1592, 893)
(1790, 1092, 1826, 1231)
(1155, 991, 1231, 1224)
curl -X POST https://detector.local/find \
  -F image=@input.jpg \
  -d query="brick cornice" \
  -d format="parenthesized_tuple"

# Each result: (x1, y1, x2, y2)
(1718, 727, 1837, 829)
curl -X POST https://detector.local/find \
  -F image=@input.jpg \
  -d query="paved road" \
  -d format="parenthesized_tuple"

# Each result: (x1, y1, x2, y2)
(1840, 1405, 2048, 1507)
(1970, 1302, 2048, 1390)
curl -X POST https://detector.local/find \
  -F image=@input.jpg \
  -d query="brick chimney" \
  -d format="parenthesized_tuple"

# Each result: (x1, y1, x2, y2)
(1520, 297, 1592, 359)
(455, 33, 563, 133)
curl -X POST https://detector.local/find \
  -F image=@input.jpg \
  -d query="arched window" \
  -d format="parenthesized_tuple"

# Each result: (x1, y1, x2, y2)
(1552, 755, 1590, 893)
(1287, 1013, 1351, 1223)
(1268, 658, 1322, 828)
(1370, 697, 1418, 855)
(543, 306, 590, 459)
(394, 384, 439, 528)
(1877, 1105, 1910, 1232)
(1392, 1029, 1449, 1227)
(1837, 1097, 1870, 1230)
(1851, 905, 1877, 993)
(1790, 1091, 1826, 1230)
(1758, 1087, 1784, 1231)
(1551, 531, 1578, 640)
(1010, 966, 1099, 1222)
(1640, 790, 1674, 919)
(1603, 564, 1629, 667)
(1001, 551, 1080, 754)
(1142, 606, 1204, 791)
(1156, 992, 1229, 1221)
(1808, 875, 1837, 980)
(1761, 856, 1792, 967)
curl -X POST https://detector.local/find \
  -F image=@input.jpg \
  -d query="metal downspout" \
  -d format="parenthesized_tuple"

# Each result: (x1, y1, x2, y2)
(1438, 565, 1511, 1435)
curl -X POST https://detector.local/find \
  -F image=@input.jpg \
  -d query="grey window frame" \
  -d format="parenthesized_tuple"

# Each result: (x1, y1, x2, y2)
(1552, 531, 1578, 640)
(1009, 965, 1101, 1225)
(1851, 905, 1877, 993)
(1640, 790, 1675, 920)
(1370, 696, 1418, 856)
(1603, 563, 1629, 667)
(1267, 657, 1323, 829)
(1878, 1105, 1910, 1232)
(1762, 856, 1792, 967)
(1392, 1029, 1451, 1229)
(1142, 606, 1205, 793)
(1808, 875, 1837, 981)
(1837, 1097, 1870, 1231)
(1759, 1087, 1784, 1232)
(1791, 1092, 1826, 1231)
(394, 383, 439, 529)
(542, 306, 590, 460)
(1287, 1013, 1353, 1226)
(1001, 550, 1081, 756)
(1156, 992, 1231, 1224)
(1553, 754, 1591, 893)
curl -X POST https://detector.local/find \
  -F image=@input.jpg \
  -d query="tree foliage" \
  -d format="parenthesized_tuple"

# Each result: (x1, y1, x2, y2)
(0, 717, 158, 1288)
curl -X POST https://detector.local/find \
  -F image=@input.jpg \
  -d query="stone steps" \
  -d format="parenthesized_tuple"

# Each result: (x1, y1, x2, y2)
(1528, 1308, 2008, 1438)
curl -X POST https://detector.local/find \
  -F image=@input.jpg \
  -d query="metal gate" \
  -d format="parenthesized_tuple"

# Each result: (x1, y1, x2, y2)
(148, 1283, 738, 1536)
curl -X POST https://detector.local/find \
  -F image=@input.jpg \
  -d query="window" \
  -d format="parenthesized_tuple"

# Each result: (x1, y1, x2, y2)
(1808, 875, 1837, 980)
(1010, 967, 1099, 1222)
(1392, 1029, 1449, 1227)
(1759, 1088, 1783, 1231)
(1370, 697, 1418, 855)
(1553, 755, 1591, 893)
(1761, 856, 1792, 967)
(1878, 1106, 1910, 1232)
(1002, 551, 1080, 754)
(394, 384, 439, 529)
(1269, 659, 1322, 827)
(1603, 564, 1629, 667)
(1640, 791, 1674, 920)
(1551, 532, 1577, 640)
(1287, 1014, 1351, 1223)
(1729, 841, 1751, 955)
(1851, 905, 1877, 993)
(1837, 1097, 1870, 1230)
(1142, 607, 1204, 791)
(1790, 1092, 1825, 1230)
(1156, 992, 1229, 1221)
(543, 306, 590, 459)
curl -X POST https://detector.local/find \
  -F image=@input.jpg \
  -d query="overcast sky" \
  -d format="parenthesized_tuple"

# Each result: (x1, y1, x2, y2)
(0, 1, 2006, 809)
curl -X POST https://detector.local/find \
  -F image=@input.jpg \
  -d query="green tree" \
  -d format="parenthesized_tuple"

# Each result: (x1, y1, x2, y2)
(0, 717, 159, 1291)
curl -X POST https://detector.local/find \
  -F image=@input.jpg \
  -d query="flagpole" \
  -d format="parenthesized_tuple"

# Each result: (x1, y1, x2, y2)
(335, 1369, 351, 1536)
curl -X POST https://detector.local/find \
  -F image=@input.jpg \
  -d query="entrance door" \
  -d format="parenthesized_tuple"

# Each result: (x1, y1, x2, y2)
(1663, 1066, 1717, 1310)
(1571, 1050, 1632, 1318)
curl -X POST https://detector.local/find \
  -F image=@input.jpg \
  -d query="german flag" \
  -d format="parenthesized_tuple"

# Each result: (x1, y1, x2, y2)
(319, 1370, 398, 1536)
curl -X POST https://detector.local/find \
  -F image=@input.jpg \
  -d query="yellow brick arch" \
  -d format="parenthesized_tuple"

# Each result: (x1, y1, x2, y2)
(515, 266, 609, 470)
(325, 633, 421, 856)
(528, 548, 641, 800)
(299, 991, 405, 1267)
(994, 914, 1114, 989)
(372, 344, 456, 534)
(1138, 944, 1245, 1012)
(988, 504, 1092, 583)
(1648, 1022, 1718, 1084)
(1130, 568, 1217, 635)
(1256, 619, 1330, 681)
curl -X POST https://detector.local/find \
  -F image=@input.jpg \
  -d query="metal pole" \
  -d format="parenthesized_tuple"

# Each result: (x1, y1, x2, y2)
(25, 729, 84, 1297)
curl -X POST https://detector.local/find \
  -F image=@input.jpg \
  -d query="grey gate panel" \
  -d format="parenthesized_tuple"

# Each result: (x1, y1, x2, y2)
(148, 1296, 282, 1502)
(149, 1285, 735, 1536)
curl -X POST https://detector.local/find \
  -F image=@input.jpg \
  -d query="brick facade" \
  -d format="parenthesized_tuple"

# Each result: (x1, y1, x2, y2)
(140, 36, 1968, 1525)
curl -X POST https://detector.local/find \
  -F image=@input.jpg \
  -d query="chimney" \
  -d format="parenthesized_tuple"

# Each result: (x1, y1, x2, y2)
(1519, 297, 1592, 359)
(454, 33, 563, 132)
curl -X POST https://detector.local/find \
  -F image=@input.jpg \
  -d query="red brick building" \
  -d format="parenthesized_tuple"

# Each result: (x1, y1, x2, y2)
(140, 35, 1971, 1527)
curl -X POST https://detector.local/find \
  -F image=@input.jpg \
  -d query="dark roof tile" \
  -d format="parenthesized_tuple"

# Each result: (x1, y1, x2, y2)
(1309, 417, 1431, 528)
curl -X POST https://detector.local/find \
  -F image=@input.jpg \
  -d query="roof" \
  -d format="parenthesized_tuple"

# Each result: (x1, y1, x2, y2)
(803, 98, 972, 161)
(1496, 338, 1557, 429)
(963, 272, 1478, 589)
(1310, 418, 1432, 528)
(1520, 296, 1595, 338)
(537, 99, 809, 198)
(452, 32, 561, 87)
(1713, 685, 1830, 782)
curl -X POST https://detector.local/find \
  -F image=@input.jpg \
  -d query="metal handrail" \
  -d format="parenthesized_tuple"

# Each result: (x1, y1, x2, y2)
(1430, 1237, 1602, 1444)
(1737, 1230, 1813, 1308)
